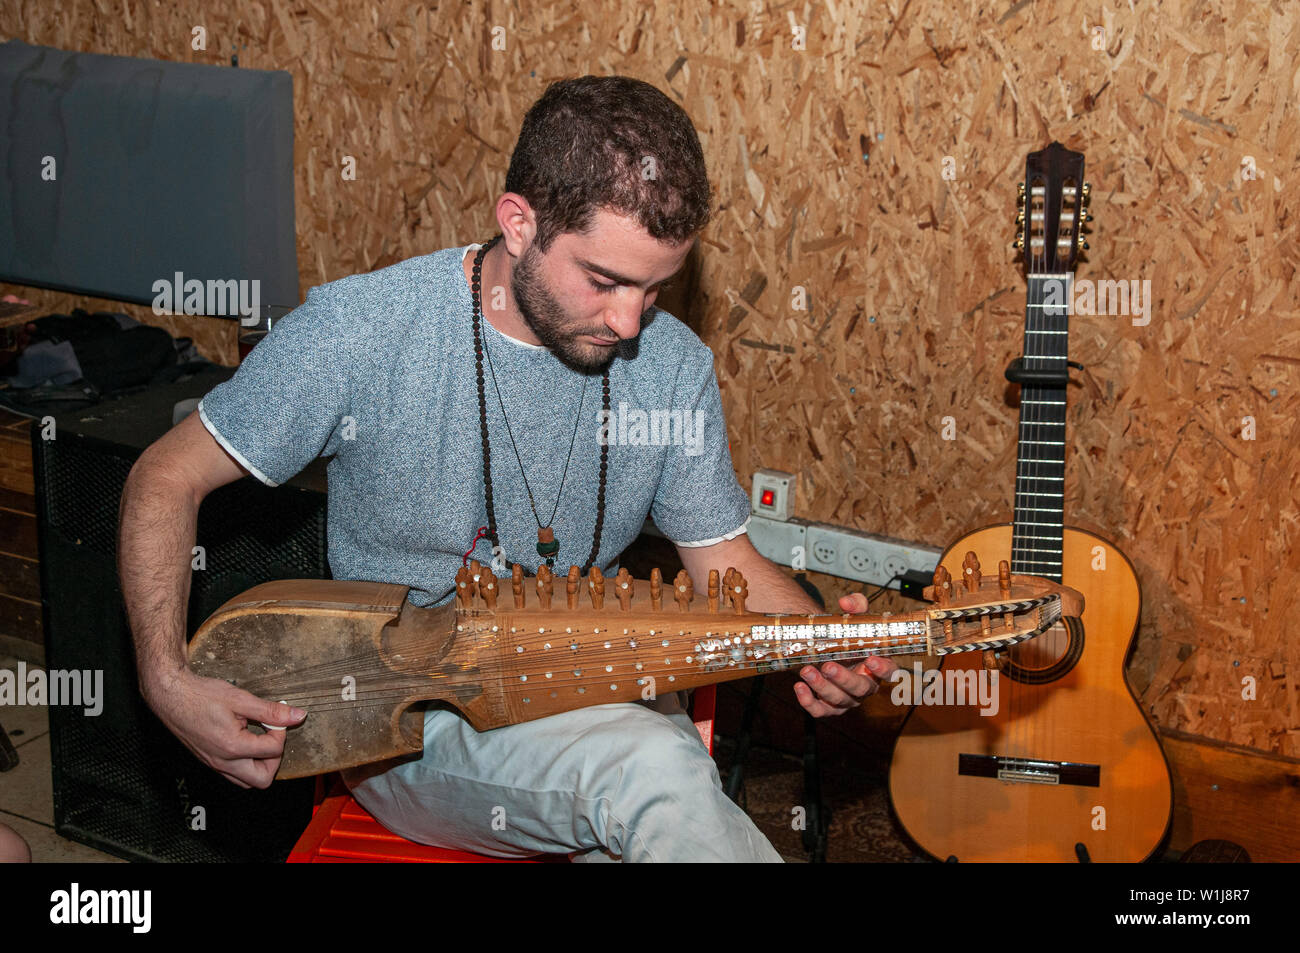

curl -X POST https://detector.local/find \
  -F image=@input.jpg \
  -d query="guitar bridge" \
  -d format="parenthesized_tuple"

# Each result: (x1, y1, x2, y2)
(959, 753, 1100, 787)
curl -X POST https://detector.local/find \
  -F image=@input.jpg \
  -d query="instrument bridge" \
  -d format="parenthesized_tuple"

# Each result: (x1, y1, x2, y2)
(958, 753, 1100, 787)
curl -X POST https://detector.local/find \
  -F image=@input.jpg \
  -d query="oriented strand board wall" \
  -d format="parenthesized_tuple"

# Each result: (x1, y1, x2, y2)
(3, 1, 1297, 756)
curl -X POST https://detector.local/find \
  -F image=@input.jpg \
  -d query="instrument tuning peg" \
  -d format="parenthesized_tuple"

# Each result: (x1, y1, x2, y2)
(615, 568, 634, 611)
(1015, 209, 1025, 225)
(1081, 182, 1091, 197)
(1077, 236, 1089, 250)
(673, 570, 694, 611)
(1013, 236, 1025, 250)
(1017, 181, 1026, 195)
(566, 565, 581, 609)
(734, 572, 749, 614)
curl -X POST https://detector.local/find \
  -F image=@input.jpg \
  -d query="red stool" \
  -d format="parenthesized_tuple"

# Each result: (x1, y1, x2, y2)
(288, 685, 717, 863)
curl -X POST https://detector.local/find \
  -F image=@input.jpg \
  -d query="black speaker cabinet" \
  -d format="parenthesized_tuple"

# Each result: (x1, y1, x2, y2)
(31, 369, 328, 862)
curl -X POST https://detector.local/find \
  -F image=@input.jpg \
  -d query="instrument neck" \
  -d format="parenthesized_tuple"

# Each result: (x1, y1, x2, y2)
(1012, 272, 1072, 581)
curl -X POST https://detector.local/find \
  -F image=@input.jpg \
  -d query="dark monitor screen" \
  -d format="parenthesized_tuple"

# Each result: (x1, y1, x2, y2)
(0, 41, 298, 320)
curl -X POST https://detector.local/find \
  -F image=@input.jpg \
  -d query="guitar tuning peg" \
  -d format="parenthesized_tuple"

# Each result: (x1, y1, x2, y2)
(1015, 209, 1025, 224)
(1081, 182, 1091, 197)
(588, 565, 605, 609)
(1077, 236, 1089, 250)
(650, 567, 663, 611)
(1017, 181, 1026, 195)
(1013, 236, 1025, 250)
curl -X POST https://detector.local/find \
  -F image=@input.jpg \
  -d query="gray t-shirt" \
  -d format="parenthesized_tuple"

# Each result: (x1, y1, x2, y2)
(198, 243, 751, 607)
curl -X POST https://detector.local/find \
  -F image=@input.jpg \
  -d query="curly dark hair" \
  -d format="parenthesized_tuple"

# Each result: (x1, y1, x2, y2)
(504, 76, 713, 252)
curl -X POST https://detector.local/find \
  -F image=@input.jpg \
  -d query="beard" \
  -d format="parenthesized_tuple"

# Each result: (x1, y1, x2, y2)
(509, 240, 639, 374)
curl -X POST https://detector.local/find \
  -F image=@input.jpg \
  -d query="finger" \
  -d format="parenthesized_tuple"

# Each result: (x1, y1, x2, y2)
(824, 661, 881, 700)
(865, 655, 898, 679)
(838, 592, 868, 614)
(217, 722, 290, 760)
(827, 661, 882, 702)
(800, 665, 859, 709)
(230, 694, 307, 728)
(792, 680, 843, 717)
(232, 756, 281, 789)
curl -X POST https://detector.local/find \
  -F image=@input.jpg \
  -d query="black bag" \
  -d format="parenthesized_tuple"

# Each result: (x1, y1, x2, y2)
(0, 308, 212, 416)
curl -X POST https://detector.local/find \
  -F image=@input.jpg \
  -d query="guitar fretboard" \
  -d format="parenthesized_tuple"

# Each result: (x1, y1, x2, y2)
(1012, 272, 1071, 582)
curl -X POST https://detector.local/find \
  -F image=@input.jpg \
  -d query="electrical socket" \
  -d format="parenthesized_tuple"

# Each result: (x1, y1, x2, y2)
(806, 527, 840, 570)
(846, 547, 879, 578)
(882, 552, 910, 584)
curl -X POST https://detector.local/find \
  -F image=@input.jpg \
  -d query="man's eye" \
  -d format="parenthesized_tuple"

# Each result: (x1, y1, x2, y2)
(589, 279, 619, 294)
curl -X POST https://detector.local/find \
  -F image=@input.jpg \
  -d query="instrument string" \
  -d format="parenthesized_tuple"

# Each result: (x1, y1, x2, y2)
(229, 595, 1051, 697)
(229, 600, 1058, 718)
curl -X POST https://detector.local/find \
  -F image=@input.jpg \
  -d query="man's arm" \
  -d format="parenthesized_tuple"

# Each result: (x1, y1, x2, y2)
(117, 411, 306, 788)
(674, 533, 897, 718)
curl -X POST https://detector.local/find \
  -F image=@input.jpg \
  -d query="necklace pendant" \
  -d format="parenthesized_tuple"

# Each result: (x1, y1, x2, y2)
(537, 526, 559, 559)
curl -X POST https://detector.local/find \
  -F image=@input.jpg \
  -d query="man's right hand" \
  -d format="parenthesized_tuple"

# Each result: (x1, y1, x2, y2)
(143, 668, 306, 789)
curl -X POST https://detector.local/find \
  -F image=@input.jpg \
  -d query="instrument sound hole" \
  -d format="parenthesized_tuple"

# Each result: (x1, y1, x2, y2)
(1000, 616, 1084, 685)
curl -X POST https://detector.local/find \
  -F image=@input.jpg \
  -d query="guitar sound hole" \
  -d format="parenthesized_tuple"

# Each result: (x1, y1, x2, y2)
(1000, 616, 1084, 685)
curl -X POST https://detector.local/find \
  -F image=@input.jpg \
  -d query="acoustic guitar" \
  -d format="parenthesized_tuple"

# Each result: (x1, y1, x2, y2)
(190, 554, 1081, 779)
(888, 143, 1173, 862)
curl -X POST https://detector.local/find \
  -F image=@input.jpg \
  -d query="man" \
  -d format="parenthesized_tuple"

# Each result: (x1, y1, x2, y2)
(118, 75, 896, 862)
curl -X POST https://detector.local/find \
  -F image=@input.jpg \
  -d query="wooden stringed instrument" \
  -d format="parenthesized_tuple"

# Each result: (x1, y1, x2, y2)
(190, 553, 1081, 779)
(888, 143, 1173, 862)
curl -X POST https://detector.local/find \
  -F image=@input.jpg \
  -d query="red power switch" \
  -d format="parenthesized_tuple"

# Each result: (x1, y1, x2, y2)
(760, 489, 775, 507)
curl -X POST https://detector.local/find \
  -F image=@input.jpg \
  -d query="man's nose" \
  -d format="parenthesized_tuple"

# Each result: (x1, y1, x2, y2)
(603, 293, 647, 339)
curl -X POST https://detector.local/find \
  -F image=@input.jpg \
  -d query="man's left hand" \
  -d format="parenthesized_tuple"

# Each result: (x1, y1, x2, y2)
(793, 591, 899, 718)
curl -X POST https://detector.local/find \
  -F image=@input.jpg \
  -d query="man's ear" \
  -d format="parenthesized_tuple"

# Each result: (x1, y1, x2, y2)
(496, 192, 536, 255)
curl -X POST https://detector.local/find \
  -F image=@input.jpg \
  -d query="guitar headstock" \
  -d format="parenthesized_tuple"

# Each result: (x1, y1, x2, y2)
(1014, 142, 1090, 274)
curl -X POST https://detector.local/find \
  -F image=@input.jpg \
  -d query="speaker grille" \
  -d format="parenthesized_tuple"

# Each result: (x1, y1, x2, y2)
(35, 427, 324, 862)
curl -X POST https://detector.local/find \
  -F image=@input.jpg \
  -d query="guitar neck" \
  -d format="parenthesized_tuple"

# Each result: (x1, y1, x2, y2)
(1011, 272, 1072, 582)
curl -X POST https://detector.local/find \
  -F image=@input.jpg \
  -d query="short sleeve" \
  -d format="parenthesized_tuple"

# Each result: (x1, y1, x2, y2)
(197, 284, 356, 487)
(649, 349, 752, 545)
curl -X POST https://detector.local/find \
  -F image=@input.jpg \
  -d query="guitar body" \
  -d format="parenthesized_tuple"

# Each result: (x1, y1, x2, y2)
(889, 523, 1173, 862)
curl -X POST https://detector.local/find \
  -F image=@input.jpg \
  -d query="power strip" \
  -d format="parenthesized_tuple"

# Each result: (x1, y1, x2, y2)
(745, 514, 941, 589)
